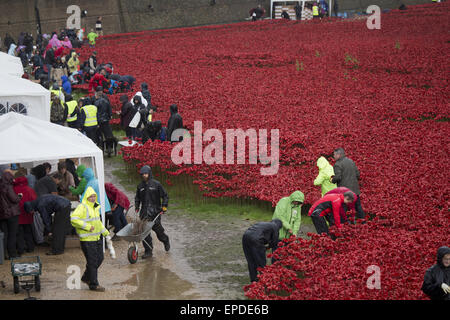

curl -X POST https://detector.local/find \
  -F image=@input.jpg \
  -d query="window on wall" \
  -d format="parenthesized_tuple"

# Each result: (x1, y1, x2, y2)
(0, 102, 28, 116)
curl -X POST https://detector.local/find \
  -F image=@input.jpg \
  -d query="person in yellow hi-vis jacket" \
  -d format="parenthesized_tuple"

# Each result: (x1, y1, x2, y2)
(71, 186, 110, 292)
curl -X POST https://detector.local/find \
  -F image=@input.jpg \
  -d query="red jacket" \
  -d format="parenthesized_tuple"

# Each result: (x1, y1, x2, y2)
(325, 187, 356, 210)
(13, 176, 37, 225)
(308, 194, 346, 229)
(105, 183, 130, 210)
(89, 73, 108, 92)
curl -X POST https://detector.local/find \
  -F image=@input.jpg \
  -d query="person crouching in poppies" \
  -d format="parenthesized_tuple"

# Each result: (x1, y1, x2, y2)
(308, 191, 354, 236)
(242, 219, 282, 283)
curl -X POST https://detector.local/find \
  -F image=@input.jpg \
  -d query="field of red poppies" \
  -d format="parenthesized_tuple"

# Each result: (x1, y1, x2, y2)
(79, 3, 449, 299)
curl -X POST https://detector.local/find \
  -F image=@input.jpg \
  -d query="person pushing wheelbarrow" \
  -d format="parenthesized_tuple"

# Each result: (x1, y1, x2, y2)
(135, 165, 170, 259)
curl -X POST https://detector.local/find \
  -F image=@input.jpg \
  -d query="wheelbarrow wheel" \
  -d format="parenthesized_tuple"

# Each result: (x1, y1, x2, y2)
(35, 276, 41, 292)
(13, 276, 19, 294)
(127, 246, 138, 264)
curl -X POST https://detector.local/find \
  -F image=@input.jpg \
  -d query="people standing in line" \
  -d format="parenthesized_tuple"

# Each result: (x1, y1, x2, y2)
(271, 191, 304, 260)
(331, 148, 365, 219)
(167, 104, 183, 142)
(65, 95, 79, 129)
(44, 45, 56, 82)
(135, 165, 170, 258)
(70, 187, 110, 292)
(79, 98, 99, 144)
(105, 182, 129, 236)
(13, 176, 37, 255)
(120, 94, 137, 139)
(56, 162, 75, 199)
(94, 86, 115, 154)
(67, 51, 80, 83)
(50, 95, 68, 126)
(0, 170, 23, 259)
(89, 51, 97, 73)
(308, 191, 355, 235)
(24, 194, 71, 256)
(422, 246, 450, 300)
(313, 156, 337, 196)
(140, 82, 152, 107)
(242, 219, 282, 283)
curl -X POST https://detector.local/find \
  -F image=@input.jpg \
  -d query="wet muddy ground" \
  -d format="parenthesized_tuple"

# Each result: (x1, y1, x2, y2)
(0, 157, 315, 300)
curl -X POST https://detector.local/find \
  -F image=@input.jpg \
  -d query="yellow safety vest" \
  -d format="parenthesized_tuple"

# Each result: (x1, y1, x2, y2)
(66, 100, 78, 122)
(50, 89, 62, 98)
(81, 104, 98, 127)
(313, 5, 319, 16)
(148, 113, 152, 122)
(70, 187, 109, 242)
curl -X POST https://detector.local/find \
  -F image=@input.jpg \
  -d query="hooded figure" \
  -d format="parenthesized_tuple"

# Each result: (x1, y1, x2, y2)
(61, 75, 72, 94)
(140, 83, 152, 106)
(81, 168, 111, 213)
(167, 104, 183, 142)
(70, 186, 110, 292)
(422, 246, 450, 300)
(130, 92, 148, 107)
(314, 156, 337, 196)
(49, 34, 61, 48)
(242, 219, 283, 283)
(120, 94, 136, 136)
(13, 176, 37, 254)
(272, 191, 304, 240)
(69, 164, 88, 196)
(135, 165, 170, 257)
(67, 51, 79, 74)
(8, 43, 17, 56)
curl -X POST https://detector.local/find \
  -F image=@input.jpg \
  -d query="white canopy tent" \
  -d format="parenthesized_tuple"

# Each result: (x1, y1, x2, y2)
(0, 51, 23, 67)
(0, 112, 107, 242)
(0, 74, 50, 121)
(0, 53, 24, 78)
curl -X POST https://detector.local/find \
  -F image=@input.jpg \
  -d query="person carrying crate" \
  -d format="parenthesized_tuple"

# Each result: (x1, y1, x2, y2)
(70, 187, 110, 292)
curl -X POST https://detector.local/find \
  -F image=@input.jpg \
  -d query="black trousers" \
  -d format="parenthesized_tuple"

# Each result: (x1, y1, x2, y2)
(67, 121, 79, 129)
(242, 232, 267, 283)
(84, 126, 99, 144)
(0, 215, 19, 258)
(51, 206, 71, 254)
(99, 122, 115, 150)
(310, 209, 335, 235)
(80, 239, 104, 288)
(17, 224, 35, 254)
(142, 215, 169, 252)
(354, 196, 365, 219)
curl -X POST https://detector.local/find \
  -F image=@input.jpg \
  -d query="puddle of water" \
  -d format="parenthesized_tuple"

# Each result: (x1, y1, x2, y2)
(126, 258, 201, 300)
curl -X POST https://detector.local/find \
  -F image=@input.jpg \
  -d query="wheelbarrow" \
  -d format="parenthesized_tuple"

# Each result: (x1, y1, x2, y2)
(10, 255, 42, 299)
(116, 212, 163, 264)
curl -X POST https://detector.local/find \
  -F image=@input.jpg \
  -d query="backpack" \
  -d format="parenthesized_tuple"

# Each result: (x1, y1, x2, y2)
(50, 102, 65, 122)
